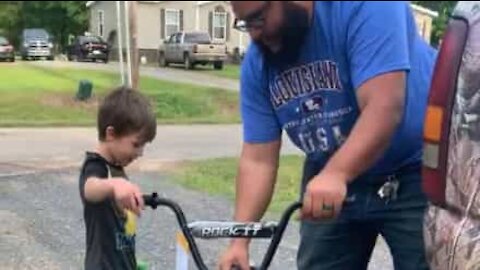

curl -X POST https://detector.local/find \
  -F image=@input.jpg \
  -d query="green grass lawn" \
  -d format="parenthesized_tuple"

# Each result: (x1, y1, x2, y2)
(0, 63, 239, 126)
(209, 64, 240, 80)
(167, 63, 240, 80)
(170, 155, 305, 215)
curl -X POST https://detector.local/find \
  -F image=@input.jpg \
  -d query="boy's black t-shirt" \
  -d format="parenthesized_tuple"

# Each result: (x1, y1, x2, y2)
(79, 152, 137, 270)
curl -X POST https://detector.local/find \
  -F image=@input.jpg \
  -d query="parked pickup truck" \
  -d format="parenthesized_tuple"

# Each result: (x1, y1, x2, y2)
(158, 31, 227, 70)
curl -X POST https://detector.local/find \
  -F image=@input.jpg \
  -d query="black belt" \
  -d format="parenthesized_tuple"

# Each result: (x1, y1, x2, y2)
(366, 163, 421, 203)
(369, 162, 421, 183)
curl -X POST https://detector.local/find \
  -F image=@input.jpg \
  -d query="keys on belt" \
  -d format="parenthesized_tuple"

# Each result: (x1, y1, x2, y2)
(377, 175, 400, 204)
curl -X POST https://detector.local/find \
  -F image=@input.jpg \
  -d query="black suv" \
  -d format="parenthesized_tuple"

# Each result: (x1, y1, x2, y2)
(67, 36, 109, 63)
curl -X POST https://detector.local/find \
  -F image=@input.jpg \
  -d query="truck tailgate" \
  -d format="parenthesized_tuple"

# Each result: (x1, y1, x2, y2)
(196, 44, 225, 54)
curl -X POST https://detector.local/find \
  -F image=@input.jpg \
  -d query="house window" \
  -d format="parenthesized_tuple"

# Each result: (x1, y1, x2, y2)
(97, 10, 104, 38)
(213, 11, 227, 40)
(165, 9, 180, 38)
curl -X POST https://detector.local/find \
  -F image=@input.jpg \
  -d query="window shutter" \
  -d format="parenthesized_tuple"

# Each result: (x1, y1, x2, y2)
(226, 12, 231, 42)
(209, 11, 213, 39)
(160, 8, 165, 39)
(179, 10, 184, 31)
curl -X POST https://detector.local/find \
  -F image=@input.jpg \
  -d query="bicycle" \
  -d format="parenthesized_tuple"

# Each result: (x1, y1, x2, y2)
(142, 192, 302, 270)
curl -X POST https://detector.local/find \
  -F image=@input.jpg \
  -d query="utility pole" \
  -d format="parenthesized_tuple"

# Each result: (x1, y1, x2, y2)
(129, 1, 139, 90)
(124, 1, 132, 88)
(115, 1, 125, 86)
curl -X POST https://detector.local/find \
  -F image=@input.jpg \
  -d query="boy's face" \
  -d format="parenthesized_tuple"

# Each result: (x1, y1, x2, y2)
(105, 127, 146, 167)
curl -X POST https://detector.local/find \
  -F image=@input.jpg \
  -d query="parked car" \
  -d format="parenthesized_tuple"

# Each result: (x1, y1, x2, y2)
(158, 31, 227, 70)
(422, 2, 480, 269)
(67, 35, 109, 63)
(0, 36, 15, 62)
(20, 28, 54, 61)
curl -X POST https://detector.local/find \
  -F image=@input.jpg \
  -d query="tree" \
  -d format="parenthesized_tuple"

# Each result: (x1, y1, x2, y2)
(0, 2, 22, 45)
(0, 1, 88, 50)
(412, 1, 458, 46)
(21, 1, 89, 51)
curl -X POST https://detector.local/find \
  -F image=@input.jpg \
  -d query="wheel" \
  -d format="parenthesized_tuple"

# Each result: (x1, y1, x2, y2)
(9, 57, 14, 62)
(213, 61, 223, 70)
(47, 56, 54, 61)
(103, 58, 108, 64)
(159, 52, 168, 67)
(184, 54, 194, 70)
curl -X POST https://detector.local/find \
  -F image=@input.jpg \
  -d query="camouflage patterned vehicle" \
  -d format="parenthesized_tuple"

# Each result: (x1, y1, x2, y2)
(422, 2, 480, 270)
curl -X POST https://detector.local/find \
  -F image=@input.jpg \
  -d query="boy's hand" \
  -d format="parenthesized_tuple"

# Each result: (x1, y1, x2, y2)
(109, 178, 145, 216)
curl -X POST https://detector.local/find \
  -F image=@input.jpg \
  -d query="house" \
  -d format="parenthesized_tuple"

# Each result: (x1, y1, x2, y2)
(86, 1, 249, 63)
(411, 3, 439, 44)
(86, 1, 438, 64)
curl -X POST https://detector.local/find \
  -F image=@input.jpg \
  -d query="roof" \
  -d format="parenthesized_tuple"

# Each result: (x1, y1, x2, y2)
(87, 1, 226, 8)
(197, 1, 214, 6)
(411, 3, 439, 18)
(86, 1, 161, 7)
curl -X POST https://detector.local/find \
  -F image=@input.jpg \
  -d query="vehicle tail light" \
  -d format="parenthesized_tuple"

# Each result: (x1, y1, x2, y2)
(422, 17, 468, 207)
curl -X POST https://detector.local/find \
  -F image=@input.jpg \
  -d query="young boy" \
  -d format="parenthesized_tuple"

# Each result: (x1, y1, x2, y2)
(79, 87, 157, 270)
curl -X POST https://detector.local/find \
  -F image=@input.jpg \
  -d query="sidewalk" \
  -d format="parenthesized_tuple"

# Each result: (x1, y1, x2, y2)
(0, 125, 301, 169)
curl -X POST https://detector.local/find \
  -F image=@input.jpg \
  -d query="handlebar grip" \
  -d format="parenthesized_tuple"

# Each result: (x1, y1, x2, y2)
(142, 193, 158, 209)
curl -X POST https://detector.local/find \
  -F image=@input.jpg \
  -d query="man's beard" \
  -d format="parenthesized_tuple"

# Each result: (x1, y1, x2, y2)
(257, 2, 311, 67)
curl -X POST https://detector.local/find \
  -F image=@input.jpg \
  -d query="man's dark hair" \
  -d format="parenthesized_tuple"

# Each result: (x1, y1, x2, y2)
(97, 87, 156, 143)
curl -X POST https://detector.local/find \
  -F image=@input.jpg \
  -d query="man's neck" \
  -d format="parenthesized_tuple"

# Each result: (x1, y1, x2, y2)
(297, 1, 314, 25)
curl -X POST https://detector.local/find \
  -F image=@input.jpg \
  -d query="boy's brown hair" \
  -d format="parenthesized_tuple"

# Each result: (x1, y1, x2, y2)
(97, 87, 156, 143)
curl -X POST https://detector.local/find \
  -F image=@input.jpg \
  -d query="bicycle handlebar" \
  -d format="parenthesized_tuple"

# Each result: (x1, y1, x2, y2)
(188, 221, 278, 239)
(143, 192, 302, 270)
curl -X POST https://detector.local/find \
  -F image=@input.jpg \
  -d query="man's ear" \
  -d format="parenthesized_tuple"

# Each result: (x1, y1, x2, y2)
(105, 126, 116, 141)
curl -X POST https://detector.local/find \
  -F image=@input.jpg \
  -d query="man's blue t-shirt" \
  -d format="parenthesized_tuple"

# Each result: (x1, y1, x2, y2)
(241, 1, 437, 175)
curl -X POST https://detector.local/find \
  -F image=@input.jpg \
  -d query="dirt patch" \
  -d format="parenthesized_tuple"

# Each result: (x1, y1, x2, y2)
(219, 103, 239, 116)
(126, 159, 182, 173)
(40, 93, 100, 110)
(215, 95, 239, 116)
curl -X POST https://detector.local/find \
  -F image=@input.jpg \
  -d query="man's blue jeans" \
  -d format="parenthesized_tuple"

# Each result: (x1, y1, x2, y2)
(297, 159, 429, 270)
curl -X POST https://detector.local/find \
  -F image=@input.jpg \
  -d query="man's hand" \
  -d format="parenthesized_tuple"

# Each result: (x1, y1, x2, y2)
(301, 170, 348, 220)
(218, 240, 250, 270)
(109, 178, 144, 216)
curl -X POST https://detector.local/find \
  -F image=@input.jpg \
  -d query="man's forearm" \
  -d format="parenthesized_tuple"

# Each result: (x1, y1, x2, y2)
(233, 141, 281, 223)
(323, 99, 403, 182)
(234, 157, 279, 222)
